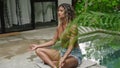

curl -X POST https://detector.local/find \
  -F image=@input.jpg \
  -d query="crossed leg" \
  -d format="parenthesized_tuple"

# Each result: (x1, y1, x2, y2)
(35, 48, 60, 68)
(61, 56, 78, 68)
(35, 48, 79, 68)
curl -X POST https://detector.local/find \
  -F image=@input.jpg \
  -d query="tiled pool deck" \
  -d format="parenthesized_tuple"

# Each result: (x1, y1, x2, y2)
(0, 27, 106, 68)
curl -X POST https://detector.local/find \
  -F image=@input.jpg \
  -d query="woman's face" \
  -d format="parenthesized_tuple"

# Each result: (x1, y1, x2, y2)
(58, 6, 65, 19)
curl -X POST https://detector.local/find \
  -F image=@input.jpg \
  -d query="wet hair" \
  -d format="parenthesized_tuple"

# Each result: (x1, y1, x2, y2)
(58, 3, 75, 23)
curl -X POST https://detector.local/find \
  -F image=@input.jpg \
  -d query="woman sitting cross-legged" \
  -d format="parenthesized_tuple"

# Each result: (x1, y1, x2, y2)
(30, 3, 82, 68)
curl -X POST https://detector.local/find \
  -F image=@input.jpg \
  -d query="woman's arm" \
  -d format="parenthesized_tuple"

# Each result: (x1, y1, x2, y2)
(59, 24, 78, 66)
(59, 37, 76, 67)
(33, 40, 55, 48)
(63, 24, 78, 59)
(60, 36, 76, 61)
(30, 26, 59, 50)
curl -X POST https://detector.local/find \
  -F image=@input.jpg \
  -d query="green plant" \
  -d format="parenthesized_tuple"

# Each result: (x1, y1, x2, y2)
(76, 11, 120, 32)
(75, 0, 120, 14)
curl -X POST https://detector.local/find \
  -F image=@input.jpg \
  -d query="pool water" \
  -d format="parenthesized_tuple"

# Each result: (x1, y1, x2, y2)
(79, 33, 120, 68)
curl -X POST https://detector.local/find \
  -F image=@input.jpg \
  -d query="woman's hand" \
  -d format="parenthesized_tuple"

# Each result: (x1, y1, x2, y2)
(29, 44, 38, 51)
(59, 57, 65, 68)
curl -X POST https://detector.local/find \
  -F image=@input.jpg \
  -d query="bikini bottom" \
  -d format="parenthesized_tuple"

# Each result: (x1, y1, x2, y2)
(60, 47, 82, 64)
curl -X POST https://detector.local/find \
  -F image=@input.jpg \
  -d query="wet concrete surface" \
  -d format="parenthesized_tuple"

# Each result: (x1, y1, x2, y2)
(0, 27, 55, 68)
(0, 27, 106, 68)
(0, 39, 48, 59)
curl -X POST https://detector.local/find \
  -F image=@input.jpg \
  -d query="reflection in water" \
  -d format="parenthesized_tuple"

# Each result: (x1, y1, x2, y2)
(80, 34, 120, 68)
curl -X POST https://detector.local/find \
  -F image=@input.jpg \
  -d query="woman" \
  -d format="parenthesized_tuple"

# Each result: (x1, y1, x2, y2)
(30, 3, 82, 68)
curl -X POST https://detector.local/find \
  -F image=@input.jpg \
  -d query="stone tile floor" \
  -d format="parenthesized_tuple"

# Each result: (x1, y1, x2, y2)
(0, 27, 106, 68)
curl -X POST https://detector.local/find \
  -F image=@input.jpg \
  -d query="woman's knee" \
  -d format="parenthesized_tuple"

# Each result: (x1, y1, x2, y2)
(62, 57, 78, 68)
(35, 48, 43, 54)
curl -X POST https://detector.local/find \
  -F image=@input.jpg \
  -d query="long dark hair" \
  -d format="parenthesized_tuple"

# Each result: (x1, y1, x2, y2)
(58, 3, 75, 23)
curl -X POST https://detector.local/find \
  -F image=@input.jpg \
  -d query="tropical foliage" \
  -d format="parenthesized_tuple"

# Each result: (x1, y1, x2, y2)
(76, 11, 120, 32)
(71, 0, 120, 67)
(75, 0, 120, 14)
(74, 0, 120, 32)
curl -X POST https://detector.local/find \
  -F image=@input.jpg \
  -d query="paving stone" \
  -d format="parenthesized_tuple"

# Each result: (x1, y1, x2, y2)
(0, 40, 8, 44)
(0, 52, 35, 68)
(6, 36, 22, 41)
(23, 36, 36, 40)
(35, 62, 51, 68)
(8, 38, 23, 42)
(78, 59, 97, 68)
(33, 57, 51, 68)
(0, 27, 107, 68)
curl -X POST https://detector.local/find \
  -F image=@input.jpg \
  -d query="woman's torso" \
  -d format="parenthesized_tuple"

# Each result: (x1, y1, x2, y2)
(57, 23, 79, 48)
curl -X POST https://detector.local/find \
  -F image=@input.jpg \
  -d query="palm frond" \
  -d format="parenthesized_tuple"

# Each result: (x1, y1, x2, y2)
(75, 11, 120, 32)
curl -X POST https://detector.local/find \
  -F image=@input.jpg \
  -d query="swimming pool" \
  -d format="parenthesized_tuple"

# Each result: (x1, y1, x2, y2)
(78, 27, 120, 68)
